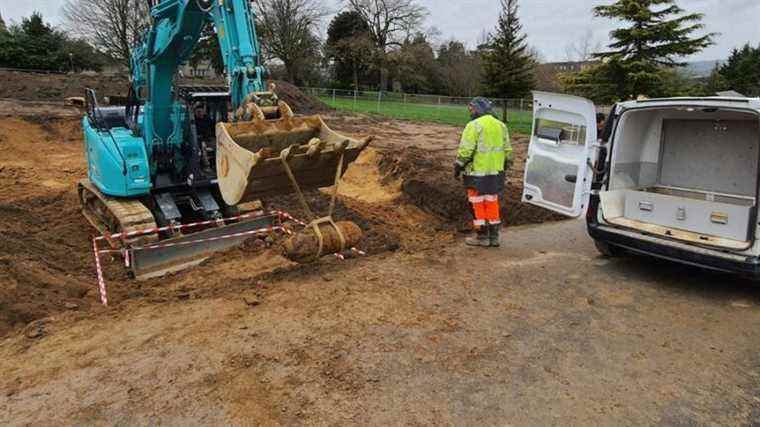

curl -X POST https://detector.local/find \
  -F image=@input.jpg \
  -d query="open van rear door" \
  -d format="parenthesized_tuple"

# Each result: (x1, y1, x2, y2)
(522, 91, 598, 218)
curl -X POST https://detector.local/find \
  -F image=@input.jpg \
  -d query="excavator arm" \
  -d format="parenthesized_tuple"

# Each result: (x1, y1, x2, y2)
(133, 0, 270, 158)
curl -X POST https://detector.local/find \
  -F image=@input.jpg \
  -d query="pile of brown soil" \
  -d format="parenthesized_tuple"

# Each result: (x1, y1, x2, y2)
(378, 140, 565, 230)
(0, 116, 99, 337)
(0, 71, 329, 115)
(273, 80, 330, 114)
(0, 71, 129, 101)
(0, 193, 96, 337)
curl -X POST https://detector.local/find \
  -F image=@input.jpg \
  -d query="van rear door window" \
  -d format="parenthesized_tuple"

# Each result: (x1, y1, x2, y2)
(534, 118, 586, 146)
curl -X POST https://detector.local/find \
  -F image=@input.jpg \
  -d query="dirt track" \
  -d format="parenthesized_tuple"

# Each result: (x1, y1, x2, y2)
(1, 101, 759, 425)
(2, 220, 759, 425)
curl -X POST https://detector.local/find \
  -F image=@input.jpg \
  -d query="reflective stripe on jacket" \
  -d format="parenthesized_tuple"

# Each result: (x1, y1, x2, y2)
(456, 114, 512, 177)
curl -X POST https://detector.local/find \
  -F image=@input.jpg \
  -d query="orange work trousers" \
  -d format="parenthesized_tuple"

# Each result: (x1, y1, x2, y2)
(467, 189, 501, 227)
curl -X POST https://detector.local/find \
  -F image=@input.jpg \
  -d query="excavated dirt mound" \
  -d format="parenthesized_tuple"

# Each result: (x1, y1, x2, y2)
(0, 116, 97, 337)
(273, 80, 330, 114)
(0, 71, 331, 115)
(0, 193, 96, 336)
(378, 140, 565, 230)
(0, 70, 129, 101)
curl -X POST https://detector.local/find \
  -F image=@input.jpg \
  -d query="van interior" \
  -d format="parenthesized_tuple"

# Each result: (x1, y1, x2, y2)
(600, 106, 760, 250)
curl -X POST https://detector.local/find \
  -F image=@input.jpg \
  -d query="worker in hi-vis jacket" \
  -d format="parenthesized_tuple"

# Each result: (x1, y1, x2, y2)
(454, 97, 513, 247)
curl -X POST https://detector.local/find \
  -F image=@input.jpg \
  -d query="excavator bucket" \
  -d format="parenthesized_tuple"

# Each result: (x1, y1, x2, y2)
(215, 114, 372, 206)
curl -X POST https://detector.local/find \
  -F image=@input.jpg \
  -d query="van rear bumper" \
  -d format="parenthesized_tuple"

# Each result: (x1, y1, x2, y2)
(588, 222, 760, 277)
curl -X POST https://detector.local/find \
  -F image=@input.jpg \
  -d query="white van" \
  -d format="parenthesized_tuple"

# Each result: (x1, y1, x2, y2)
(523, 92, 760, 277)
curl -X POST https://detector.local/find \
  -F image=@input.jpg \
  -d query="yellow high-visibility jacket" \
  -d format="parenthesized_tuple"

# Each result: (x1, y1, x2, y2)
(456, 114, 512, 176)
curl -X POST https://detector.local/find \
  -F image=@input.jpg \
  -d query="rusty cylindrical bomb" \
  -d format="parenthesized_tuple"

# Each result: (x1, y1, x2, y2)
(282, 221, 363, 263)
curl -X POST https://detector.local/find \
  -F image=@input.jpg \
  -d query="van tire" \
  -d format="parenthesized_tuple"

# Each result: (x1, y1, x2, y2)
(594, 240, 624, 257)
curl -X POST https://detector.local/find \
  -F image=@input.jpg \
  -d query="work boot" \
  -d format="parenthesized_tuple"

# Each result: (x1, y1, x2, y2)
(489, 224, 501, 247)
(465, 227, 490, 247)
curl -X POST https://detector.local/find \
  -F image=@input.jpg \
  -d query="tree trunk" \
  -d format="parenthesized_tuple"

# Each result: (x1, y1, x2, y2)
(284, 60, 297, 84)
(379, 67, 389, 92)
(352, 64, 359, 92)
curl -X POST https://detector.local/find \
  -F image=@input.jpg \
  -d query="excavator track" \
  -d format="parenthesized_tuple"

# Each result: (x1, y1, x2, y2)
(79, 179, 279, 280)
(78, 179, 159, 248)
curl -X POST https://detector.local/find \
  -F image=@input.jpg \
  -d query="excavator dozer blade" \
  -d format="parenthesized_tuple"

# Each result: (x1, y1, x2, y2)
(215, 115, 372, 206)
(130, 214, 278, 280)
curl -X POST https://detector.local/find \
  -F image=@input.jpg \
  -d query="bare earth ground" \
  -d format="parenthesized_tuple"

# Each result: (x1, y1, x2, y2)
(0, 102, 759, 425)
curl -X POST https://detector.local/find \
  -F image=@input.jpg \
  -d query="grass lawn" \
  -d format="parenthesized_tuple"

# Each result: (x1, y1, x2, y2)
(319, 96, 533, 135)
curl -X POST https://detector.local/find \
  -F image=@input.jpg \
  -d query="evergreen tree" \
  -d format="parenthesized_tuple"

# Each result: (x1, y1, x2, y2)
(325, 11, 374, 90)
(0, 12, 103, 71)
(480, 0, 536, 99)
(718, 44, 760, 97)
(592, 0, 715, 98)
(702, 63, 728, 95)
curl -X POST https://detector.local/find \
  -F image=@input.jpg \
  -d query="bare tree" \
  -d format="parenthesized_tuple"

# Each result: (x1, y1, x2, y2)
(62, 0, 149, 68)
(255, 0, 327, 85)
(565, 29, 602, 62)
(345, 0, 428, 90)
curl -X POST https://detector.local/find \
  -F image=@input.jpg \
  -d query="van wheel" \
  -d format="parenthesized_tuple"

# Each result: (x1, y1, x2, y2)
(594, 240, 624, 257)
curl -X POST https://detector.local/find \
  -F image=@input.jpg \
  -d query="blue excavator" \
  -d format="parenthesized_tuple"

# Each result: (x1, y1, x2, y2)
(80, 0, 370, 278)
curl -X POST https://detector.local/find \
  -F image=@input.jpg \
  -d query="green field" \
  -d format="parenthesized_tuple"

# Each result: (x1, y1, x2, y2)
(319, 96, 533, 135)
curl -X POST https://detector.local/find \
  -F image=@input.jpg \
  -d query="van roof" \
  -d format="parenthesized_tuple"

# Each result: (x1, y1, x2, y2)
(618, 96, 760, 111)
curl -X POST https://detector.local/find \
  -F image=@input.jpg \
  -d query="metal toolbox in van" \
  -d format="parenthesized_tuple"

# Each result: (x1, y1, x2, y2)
(623, 189, 752, 242)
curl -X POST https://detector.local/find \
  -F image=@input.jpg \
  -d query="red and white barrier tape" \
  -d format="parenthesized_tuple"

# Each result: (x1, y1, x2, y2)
(278, 211, 308, 228)
(92, 238, 108, 306)
(100, 226, 284, 253)
(91, 210, 366, 306)
(95, 210, 281, 242)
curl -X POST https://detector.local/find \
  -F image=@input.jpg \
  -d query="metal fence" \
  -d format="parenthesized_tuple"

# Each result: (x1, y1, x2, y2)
(300, 87, 534, 132)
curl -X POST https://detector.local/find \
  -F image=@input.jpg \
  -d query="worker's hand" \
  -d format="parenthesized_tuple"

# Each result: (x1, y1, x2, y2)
(454, 163, 463, 180)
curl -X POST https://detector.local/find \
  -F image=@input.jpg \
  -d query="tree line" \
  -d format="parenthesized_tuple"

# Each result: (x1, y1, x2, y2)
(0, 0, 758, 101)
(557, 0, 757, 102)
(0, 12, 103, 72)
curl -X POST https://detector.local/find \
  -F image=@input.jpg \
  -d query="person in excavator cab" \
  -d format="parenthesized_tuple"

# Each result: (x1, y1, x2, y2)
(454, 97, 513, 248)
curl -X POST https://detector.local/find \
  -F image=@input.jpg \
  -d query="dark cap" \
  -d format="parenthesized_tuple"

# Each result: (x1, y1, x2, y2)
(469, 97, 494, 117)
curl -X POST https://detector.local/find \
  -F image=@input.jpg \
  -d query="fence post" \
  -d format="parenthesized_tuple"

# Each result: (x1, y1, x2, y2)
(353, 89, 358, 110)
(520, 98, 524, 111)
(377, 91, 382, 113)
(332, 89, 336, 104)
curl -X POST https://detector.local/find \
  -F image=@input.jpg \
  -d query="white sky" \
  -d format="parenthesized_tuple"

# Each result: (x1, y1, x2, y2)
(2, 0, 758, 62)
